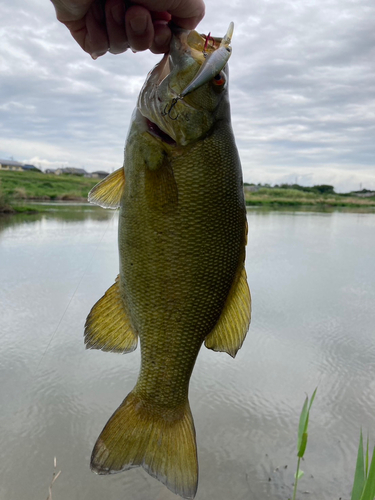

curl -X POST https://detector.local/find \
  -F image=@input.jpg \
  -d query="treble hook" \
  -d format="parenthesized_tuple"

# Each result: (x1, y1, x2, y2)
(203, 32, 212, 58)
(161, 96, 182, 120)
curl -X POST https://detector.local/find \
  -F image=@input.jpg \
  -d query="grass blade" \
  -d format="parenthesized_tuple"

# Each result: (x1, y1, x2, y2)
(351, 430, 365, 500)
(359, 446, 375, 500)
(295, 470, 304, 480)
(297, 396, 309, 453)
(298, 432, 308, 458)
(308, 387, 318, 412)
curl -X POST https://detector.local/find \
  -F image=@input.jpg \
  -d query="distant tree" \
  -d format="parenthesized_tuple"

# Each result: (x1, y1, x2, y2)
(312, 184, 335, 194)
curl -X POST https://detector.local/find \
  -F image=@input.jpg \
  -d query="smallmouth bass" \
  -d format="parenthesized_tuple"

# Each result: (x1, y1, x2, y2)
(85, 22, 251, 499)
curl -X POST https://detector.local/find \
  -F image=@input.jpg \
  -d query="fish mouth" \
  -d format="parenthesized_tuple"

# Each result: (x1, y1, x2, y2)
(139, 52, 177, 145)
(137, 25, 228, 145)
(137, 52, 178, 144)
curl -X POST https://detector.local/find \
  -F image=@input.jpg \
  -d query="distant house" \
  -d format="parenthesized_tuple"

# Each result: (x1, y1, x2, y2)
(22, 164, 42, 172)
(0, 159, 24, 171)
(55, 167, 87, 176)
(243, 184, 259, 193)
(91, 171, 109, 179)
(351, 189, 375, 198)
(45, 168, 57, 175)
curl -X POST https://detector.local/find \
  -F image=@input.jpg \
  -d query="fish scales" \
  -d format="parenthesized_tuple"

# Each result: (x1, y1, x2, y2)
(120, 122, 245, 409)
(85, 22, 251, 499)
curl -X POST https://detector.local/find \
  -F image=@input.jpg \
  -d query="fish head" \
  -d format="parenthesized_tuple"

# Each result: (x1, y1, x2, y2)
(137, 23, 234, 146)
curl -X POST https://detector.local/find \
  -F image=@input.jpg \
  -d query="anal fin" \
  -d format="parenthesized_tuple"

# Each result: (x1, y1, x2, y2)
(88, 167, 125, 209)
(205, 265, 251, 358)
(85, 276, 138, 353)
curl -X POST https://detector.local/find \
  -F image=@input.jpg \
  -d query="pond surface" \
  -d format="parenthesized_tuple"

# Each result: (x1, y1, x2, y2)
(1, 206, 375, 500)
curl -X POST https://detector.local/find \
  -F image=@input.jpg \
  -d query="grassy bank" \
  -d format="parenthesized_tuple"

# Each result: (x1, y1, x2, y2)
(245, 187, 375, 208)
(0, 170, 98, 204)
(1, 171, 375, 212)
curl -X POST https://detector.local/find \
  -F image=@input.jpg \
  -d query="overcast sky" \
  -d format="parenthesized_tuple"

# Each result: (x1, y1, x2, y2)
(1, 0, 374, 192)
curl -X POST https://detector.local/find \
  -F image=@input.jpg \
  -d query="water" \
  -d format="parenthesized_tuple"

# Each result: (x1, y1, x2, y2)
(1, 206, 374, 500)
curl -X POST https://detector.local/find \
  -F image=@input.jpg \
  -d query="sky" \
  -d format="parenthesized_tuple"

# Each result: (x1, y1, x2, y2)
(1, 0, 374, 192)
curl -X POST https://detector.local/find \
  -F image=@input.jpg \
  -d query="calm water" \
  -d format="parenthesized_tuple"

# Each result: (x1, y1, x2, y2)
(1, 206, 375, 500)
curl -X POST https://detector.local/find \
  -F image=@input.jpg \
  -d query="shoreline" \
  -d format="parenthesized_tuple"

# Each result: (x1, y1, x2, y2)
(1, 171, 375, 215)
(1, 199, 375, 217)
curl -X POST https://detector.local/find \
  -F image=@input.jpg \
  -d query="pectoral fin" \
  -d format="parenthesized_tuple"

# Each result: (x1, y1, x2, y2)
(88, 167, 125, 208)
(205, 265, 251, 358)
(144, 155, 178, 213)
(85, 276, 138, 353)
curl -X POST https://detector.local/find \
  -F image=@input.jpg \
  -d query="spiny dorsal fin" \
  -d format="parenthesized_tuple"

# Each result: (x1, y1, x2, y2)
(88, 167, 125, 209)
(205, 265, 251, 358)
(84, 276, 138, 353)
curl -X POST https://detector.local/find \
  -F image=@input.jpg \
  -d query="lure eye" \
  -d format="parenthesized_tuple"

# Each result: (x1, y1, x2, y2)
(212, 71, 226, 92)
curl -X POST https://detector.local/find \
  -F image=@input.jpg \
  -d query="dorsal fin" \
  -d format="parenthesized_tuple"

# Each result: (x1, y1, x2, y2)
(88, 167, 125, 209)
(205, 264, 251, 358)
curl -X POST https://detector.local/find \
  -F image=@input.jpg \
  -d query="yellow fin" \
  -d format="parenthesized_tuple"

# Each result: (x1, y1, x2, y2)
(91, 391, 198, 499)
(205, 265, 251, 358)
(84, 276, 138, 353)
(88, 167, 125, 208)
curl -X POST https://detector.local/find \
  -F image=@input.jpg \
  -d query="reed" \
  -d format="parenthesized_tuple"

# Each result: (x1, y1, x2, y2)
(289, 388, 317, 500)
(351, 430, 375, 500)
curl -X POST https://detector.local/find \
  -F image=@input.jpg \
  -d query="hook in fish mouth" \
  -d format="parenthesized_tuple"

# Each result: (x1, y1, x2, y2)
(161, 97, 182, 120)
(161, 22, 234, 121)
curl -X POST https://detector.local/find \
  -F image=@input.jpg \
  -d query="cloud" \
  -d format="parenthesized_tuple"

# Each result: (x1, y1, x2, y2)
(0, 0, 374, 191)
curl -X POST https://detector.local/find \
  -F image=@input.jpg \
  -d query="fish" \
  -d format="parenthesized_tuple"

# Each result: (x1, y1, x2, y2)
(84, 22, 251, 500)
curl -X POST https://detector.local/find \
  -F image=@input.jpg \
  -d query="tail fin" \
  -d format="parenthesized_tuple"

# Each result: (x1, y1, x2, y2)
(91, 391, 198, 499)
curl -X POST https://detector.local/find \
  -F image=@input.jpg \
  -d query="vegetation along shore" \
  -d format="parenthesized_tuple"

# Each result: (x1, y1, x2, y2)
(0, 170, 98, 213)
(244, 183, 375, 209)
(1, 170, 375, 214)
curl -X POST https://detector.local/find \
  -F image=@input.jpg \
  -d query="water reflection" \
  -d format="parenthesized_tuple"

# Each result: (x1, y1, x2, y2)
(1, 207, 374, 500)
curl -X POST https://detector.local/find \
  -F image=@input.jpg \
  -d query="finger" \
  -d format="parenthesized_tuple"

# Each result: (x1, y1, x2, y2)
(52, 0, 108, 57)
(105, 0, 129, 54)
(85, 3, 109, 58)
(150, 21, 172, 54)
(133, 0, 205, 29)
(51, 0, 94, 23)
(125, 5, 154, 52)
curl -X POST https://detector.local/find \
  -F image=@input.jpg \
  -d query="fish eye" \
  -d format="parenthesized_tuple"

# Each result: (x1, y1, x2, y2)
(212, 72, 226, 90)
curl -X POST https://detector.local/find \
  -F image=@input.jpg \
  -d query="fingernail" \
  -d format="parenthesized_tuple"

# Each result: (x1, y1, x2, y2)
(111, 4, 124, 25)
(154, 30, 170, 48)
(129, 15, 147, 34)
(91, 49, 108, 60)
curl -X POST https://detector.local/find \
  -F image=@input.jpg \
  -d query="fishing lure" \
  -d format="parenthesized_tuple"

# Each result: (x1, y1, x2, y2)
(163, 22, 234, 119)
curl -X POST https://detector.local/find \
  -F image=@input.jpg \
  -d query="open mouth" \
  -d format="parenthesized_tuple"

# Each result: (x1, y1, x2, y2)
(146, 118, 176, 145)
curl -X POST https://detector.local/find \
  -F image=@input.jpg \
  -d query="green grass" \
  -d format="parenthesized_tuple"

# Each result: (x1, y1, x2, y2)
(351, 430, 375, 500)
(2, 170, 375, 212)
(245, 187, 375, 208)
(289, 388, 317, 500)
(289, 390, 375, 500)
(0, 170, 98, 202)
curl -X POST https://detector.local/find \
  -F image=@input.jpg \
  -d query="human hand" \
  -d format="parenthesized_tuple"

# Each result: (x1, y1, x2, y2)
(51, 0, 205, 58)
